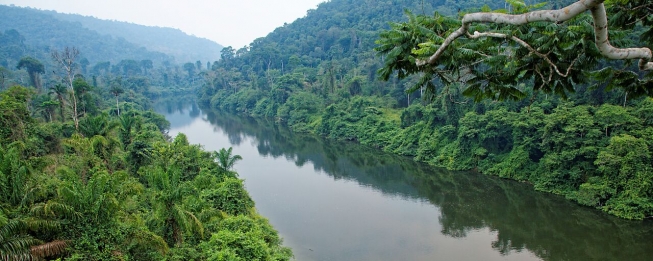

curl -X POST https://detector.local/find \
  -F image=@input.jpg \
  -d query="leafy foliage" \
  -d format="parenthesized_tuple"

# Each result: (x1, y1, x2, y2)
(0, 79, 291, 260)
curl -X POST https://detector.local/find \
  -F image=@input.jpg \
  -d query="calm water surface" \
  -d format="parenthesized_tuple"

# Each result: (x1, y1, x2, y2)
(159, 102, 653, 261)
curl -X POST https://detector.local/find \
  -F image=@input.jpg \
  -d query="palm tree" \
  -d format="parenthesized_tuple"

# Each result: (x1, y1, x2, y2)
(0, 210, 70, 261)
(78, 114, 116, 138)
(0, 218, 40, 261)
(49, 84, 67, 122)
(1, 209, 69, 261)
(0, 144, 31, 207)
(145, 167, 203, 246)
(119, 114, 138, 150)
(213, 147, 243, 172)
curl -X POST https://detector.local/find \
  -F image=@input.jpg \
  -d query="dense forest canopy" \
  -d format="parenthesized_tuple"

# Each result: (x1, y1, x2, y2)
(198, 0, 653, 220)
(0, 83, 292, 260)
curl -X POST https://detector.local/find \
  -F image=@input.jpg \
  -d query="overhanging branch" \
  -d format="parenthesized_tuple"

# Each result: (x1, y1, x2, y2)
(466, 31, 579, 77)
(421, 0, 653, 71)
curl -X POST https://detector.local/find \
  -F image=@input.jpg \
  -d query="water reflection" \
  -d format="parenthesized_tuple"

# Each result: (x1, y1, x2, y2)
(164, 104, 653, 261)
(154, 99, 201, 129)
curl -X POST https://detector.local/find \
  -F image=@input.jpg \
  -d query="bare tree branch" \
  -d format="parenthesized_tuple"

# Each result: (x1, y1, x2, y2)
(420, 0, 653, 71)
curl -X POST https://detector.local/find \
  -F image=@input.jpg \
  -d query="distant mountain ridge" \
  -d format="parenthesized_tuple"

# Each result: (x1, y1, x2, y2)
(0, 4, 222, 64)
(42, 10, 223, 63)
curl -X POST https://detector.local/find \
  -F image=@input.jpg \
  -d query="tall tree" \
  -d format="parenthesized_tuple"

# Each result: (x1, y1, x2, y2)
(110, 82, 124, 116)
(16, 56, 44, 89)
(51, 47, 81, 130)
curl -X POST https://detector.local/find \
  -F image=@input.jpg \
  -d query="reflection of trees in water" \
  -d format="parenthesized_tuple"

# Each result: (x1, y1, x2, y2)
(202, 109, 653, 261)
(189, 103, 200, 118)
(154, 96, 198, 115)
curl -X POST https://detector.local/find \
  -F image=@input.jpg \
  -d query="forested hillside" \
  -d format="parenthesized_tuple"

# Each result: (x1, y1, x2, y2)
(0, 4, 222, 64)
(198, 0, 653, 220)
(42, 10, 222, 63)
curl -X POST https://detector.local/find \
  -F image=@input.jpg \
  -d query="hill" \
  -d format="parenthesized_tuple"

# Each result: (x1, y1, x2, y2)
(42, 10, 222, 63)
(0, 4, 222, 64)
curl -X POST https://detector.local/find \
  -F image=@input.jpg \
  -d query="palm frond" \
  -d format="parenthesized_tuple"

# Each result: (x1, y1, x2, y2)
(30, 240, 68, 259)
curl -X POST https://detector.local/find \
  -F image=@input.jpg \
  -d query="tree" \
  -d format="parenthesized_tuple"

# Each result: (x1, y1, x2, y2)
(119, 59, 142, 76)
(51, 47, 81, 130)
(78, 113, 115, 138)
(140, 59, 153, 75)
(119, 114, 138, 150)
(0, 86, 33, 144)
(34, 94, 59, 122)
(183, 62, 196, 80)
(49, 84, 67, 122)
(592, 134, 653, 219)
(0, 217, 66, 261)
(421, 0, 652, 68)
(0, 66, 11, 89)
(110, 82, 124, 116)
(213, 147, 242, 172)
(72, 77, 94, 117)
(220, 46, 235, 62)
(16, 56, 44, 89)
(79, 58, 89, 75)
(376, 0, 653, 102)
(145, 166, 203, 247)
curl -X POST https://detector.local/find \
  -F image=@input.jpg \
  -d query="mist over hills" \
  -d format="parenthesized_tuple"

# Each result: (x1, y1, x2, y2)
(42, 10, 223, 63)
(0, 4, 222, 64)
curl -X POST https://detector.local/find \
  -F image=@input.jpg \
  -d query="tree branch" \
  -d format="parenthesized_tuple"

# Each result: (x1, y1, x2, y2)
(465, 31, 579, 77)
(421, 0, 653, 71)
(590, 3, 653, 70)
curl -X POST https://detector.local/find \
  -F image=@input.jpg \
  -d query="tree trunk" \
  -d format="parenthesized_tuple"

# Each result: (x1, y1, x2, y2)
(72, 92, 79, 130)
(57, 96, 65, 122)
(623, 91, 628, 107)
(115, 96, 120, 116)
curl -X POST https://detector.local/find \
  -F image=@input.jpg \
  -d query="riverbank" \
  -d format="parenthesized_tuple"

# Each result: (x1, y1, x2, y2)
(165, 103, 653, 260)
(203, 93, 653, 220)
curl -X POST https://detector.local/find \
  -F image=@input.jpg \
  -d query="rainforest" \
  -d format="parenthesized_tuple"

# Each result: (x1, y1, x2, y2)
(1, 0, 653, 260)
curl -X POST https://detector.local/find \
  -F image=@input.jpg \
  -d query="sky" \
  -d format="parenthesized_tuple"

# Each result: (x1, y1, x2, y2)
(0, 0, 326, 47)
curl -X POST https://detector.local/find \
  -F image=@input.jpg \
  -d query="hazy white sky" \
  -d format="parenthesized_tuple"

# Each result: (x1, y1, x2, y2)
(0, 0, 326, 47)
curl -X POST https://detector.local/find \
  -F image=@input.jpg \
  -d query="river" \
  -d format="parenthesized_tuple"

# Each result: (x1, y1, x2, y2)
(158, 102, 653, 261)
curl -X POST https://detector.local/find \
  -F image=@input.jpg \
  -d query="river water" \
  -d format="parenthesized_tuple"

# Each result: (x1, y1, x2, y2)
(159, 102, 653, 261)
